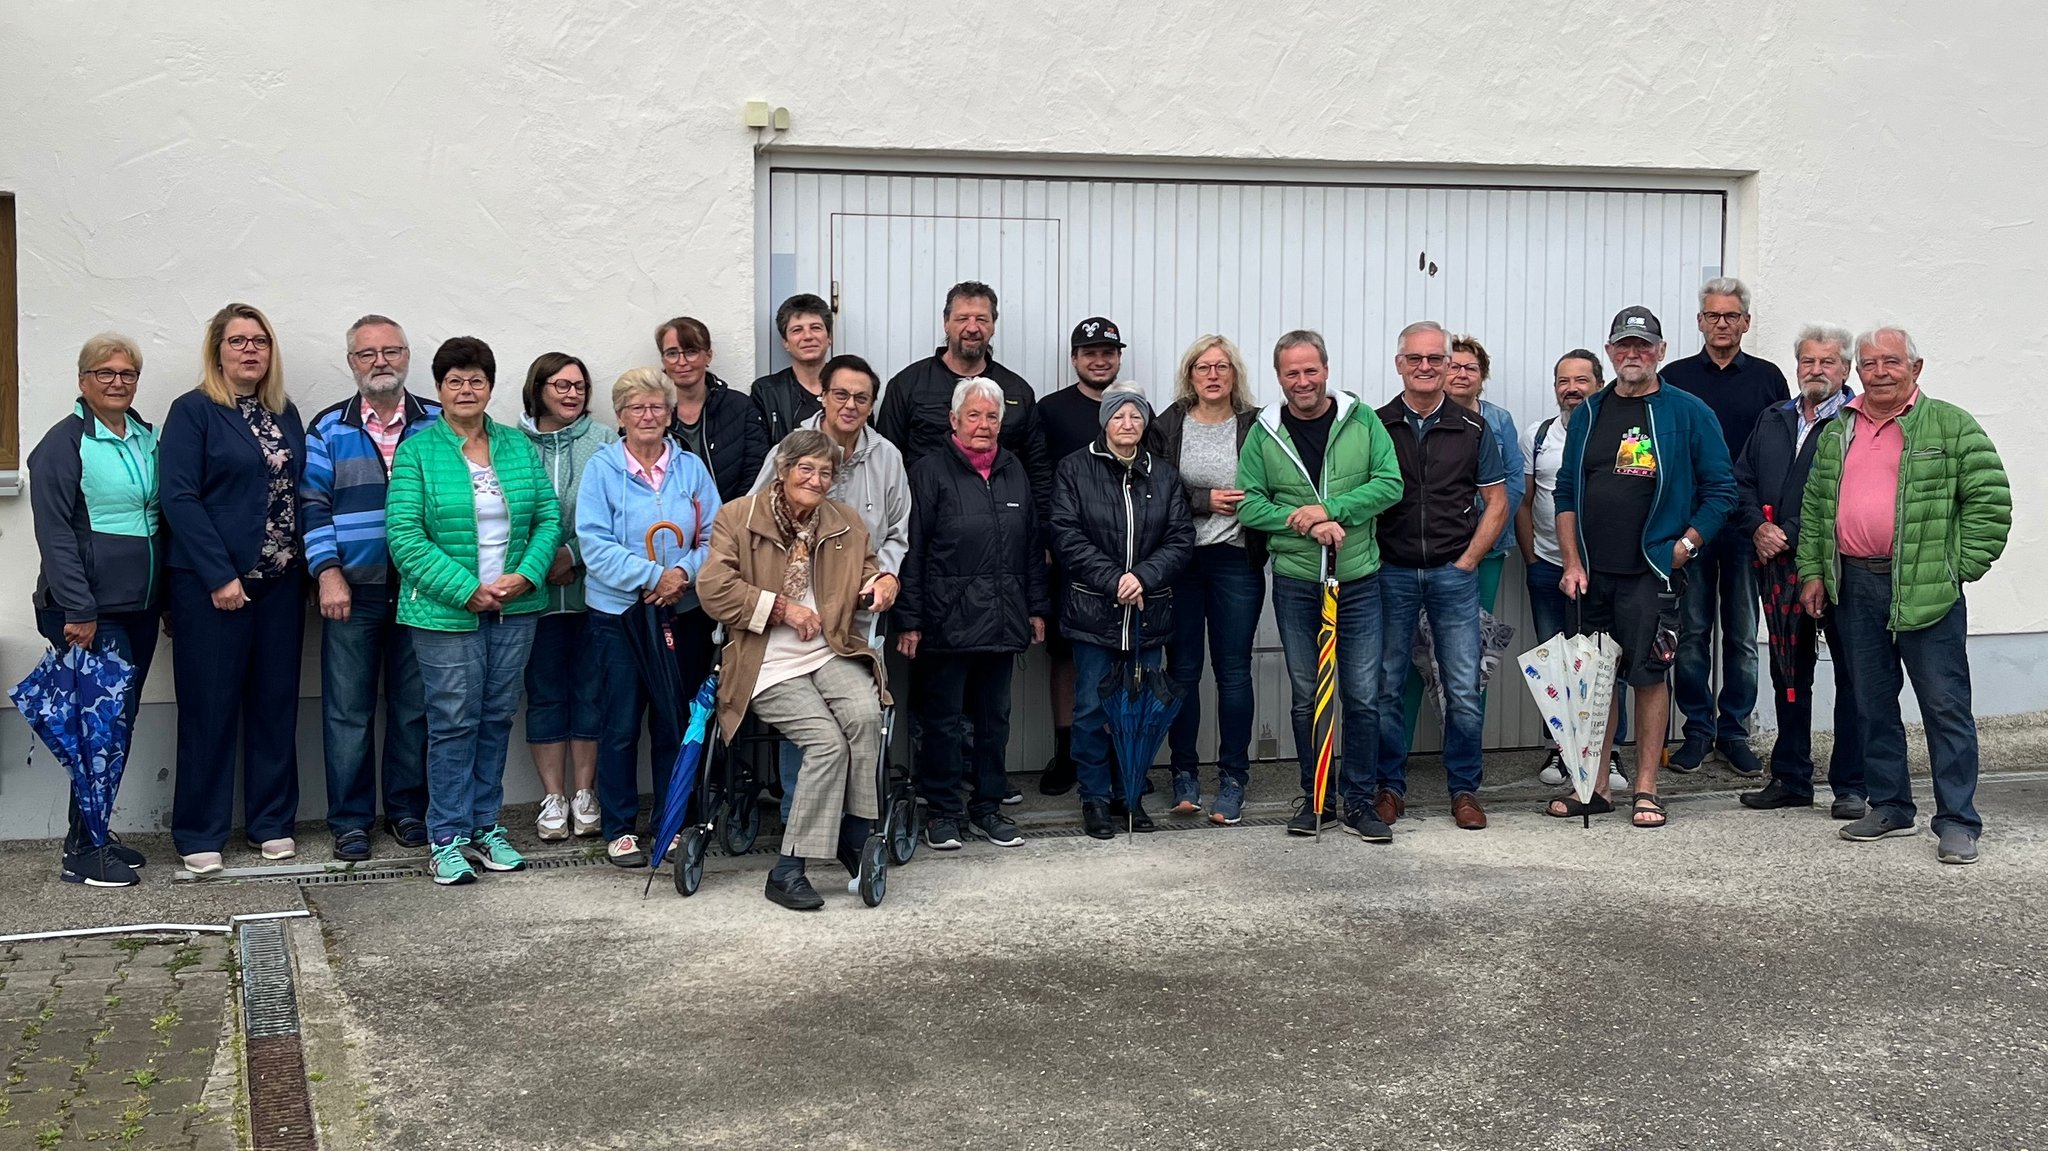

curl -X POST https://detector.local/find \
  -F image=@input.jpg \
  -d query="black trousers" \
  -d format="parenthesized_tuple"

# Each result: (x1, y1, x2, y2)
(911, 651, 1014, 821)
(168, 569, 305, 854)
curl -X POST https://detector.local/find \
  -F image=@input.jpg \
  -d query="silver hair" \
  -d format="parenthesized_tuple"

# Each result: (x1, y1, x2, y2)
(773, 428, 843, 473)
(1854, 326, 1921, 363)
(1792, 323, 1854, 363)
(1397, 320, 1448, 349)
(1699, 277, 1751, 313)
(950, 376, 1005, 416)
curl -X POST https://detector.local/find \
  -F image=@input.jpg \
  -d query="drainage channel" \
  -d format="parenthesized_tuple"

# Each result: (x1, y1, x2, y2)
(238, 920, 317, 1151)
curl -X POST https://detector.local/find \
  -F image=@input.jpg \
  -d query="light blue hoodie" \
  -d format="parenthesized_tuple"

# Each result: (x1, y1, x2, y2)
(576, 438, 723, 615)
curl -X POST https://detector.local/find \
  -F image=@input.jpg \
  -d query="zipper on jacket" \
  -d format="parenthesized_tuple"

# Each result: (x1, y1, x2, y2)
(1888, 413, 1911, 633)
(1644, 398, 1669, 580)
(1120, 459, 1137, 652)
(1414, 423, 1430, 566)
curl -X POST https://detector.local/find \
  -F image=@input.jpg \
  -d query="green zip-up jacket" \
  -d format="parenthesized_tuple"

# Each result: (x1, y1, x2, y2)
(1236, 390, 1405, 583)
(521, 412, 605, 615)
(386, 417, 562, 632)
(1796, 393, 2009, 632)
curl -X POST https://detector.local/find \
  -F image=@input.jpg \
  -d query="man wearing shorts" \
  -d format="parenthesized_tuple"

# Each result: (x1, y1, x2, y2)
(1549, 306, 1737, 828)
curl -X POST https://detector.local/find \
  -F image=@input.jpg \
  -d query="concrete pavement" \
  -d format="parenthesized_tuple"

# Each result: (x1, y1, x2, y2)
(291, 772, 2048, 1151)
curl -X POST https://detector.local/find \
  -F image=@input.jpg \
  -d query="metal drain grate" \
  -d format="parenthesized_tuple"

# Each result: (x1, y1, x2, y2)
(238, 920, 299, 1038)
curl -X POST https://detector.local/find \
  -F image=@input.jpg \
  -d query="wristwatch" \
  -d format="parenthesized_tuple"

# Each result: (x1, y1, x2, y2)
(1679, 536, 1699, 557)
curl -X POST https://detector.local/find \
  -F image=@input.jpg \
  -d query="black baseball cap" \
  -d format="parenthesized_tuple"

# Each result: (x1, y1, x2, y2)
(1606, 306, 1663, 344)
(1070, 317, 1125, 349)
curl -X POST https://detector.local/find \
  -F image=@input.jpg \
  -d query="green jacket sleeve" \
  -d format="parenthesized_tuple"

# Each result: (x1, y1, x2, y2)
(1324, 417, 1404, 528)
(1234, 427, 1292, 535)
(386, 439, 482, 610)
(1795, 427, 1841, 583)
(510, 437, 562, 591)
(1953, 411, 2012, 583)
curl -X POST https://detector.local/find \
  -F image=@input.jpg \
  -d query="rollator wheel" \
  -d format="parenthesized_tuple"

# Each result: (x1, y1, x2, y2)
(887, 793, 917, 866)
(675, 828, 707, 897)
(721, 793, 760, 856)
(858, 835, 889, 908)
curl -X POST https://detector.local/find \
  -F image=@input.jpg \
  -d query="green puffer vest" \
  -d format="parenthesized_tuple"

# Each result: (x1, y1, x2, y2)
(387, 417, 563, 632)
(1796, 395, 2010, 632)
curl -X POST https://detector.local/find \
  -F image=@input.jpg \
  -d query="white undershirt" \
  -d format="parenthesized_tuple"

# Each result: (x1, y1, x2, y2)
(468, 459, 511, 588)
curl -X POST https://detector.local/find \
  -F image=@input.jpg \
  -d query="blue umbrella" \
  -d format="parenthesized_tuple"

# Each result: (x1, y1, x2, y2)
(1100, 609, 1183, 835)
(8, 644, 137, 849)
(643, 671, 719, 893)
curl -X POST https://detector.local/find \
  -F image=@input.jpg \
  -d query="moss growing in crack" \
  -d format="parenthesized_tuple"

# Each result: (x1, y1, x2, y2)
(35, 1122, 62, 1150)
(150, 1007, 178, 1033)
(19, 1020, 41, 1042)
(163, 947, 202, 975)
(128, 1068, 158, 1088)
(110, 938, 150, 957)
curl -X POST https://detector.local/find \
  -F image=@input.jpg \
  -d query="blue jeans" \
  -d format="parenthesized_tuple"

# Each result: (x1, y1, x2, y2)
(319, 584, 427, 835)
(1271, 572, 1382, 810)
(1376, 563, 1485, 796)
(1166, 544, 1265, 788)
(411, 613, 537, 845)
(587, 608, 714, 841)
(1525, 558, 1570, 645)
(36, 608, 161, 850)
(524, 612, 603, 744)
(1072, 642, 1166, 805)
(1833, 563, 1980, 837)
(1675, 530, 1760, 744)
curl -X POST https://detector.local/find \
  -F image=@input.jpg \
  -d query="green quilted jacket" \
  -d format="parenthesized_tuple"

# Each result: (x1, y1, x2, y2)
(1796, 395, 2009, 632)
(386, 416, 562, 632)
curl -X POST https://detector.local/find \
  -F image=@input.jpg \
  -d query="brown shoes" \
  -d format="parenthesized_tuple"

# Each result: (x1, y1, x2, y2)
(1375, 788, 1405, 826)
(1452, 792, 1488, 831)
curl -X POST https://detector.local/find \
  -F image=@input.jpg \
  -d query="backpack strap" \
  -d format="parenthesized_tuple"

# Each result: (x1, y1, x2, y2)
(1534, 416, 1557, 458)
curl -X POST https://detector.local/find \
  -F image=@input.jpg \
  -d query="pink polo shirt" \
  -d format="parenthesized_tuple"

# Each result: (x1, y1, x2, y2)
(1835, 387, 1918, 559)
(628, 444, 671, 489)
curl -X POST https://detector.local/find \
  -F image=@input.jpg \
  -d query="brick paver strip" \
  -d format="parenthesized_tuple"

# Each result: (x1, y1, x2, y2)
(0, 932, 236, 1149)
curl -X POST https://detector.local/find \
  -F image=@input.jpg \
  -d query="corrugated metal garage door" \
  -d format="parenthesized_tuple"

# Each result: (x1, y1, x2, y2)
(762, 168, 1725, 761)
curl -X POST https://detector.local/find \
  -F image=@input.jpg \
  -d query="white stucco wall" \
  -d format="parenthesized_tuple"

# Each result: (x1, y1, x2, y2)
(0, 1, 2043, 833)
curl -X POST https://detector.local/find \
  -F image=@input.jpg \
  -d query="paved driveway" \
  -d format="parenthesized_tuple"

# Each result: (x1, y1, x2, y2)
(301, 778, 2048, 1151)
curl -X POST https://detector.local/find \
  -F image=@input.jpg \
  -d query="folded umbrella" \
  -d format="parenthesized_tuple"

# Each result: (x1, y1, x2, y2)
(1101, 607, 1184, 836)
(644, 672, 719, 892)
(8, 644, 137, 849)
(1754, 506, 1809, 705)
(1309, 546, 1339, 836)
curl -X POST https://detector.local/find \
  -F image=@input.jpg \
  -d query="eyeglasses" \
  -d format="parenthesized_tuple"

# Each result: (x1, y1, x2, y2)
(84, 368, 141, 385)
(623, 403, 669, 419)
(788, 461, 835, 484)
(1398, 353, 1448, 368)
(1700, 311, 1748, 325)
(660, 347, 710, 363)
(225, 335, 273, 351)
(1446, 361, 1483, 375)
(442, 376, 491, 393)
(349, 346, 408, 364)
(545, 378, 590, 395)
(827, 388, 873, 408)
(1192, 362, 1232, 377)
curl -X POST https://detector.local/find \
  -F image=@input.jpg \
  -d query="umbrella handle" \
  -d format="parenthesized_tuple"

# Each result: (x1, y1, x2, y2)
(645, 520, 686, 560)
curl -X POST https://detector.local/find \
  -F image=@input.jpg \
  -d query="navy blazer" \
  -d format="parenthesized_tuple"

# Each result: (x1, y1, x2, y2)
(158, 388, 306, 589)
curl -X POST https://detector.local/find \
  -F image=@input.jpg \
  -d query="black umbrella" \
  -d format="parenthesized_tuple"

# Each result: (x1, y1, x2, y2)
(1754, 506, 1809, 705)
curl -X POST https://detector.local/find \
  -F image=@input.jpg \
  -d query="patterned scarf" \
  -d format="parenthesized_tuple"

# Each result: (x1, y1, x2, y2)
(769, 480, 817, 602)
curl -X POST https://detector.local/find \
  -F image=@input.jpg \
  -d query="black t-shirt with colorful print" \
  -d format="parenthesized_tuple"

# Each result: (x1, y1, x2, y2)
(1580, 393, 1657, 574)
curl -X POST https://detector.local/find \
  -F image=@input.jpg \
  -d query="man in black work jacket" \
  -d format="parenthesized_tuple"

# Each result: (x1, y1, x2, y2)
(875, 280, 1053, 520)
(1731, 323, 1865, 820)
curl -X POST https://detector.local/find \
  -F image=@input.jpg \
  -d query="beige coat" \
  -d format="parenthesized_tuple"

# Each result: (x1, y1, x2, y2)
(696, 491, 888, 742)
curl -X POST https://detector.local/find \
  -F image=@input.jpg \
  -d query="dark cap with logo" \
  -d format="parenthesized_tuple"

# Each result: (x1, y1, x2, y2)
(1606, 306, 1663, 344)
(1070, 317, 1126, 349)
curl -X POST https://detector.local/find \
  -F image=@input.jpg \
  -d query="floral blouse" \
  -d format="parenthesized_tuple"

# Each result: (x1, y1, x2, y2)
(237, 395, 298, 580)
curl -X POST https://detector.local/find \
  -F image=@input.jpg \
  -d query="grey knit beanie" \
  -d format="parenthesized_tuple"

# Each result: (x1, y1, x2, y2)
(1098, 381, 1153, 432)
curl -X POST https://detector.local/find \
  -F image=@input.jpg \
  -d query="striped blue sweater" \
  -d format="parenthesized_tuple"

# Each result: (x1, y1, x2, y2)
(300, 390, 441, 586)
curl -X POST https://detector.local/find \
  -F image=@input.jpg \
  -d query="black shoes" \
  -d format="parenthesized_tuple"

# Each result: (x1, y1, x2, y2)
(1108, 798, 1154, 833)
(1039, 727, 1078, 796)
(1738, 780, 1813, 810)
(333, 828, 373, 862)
(1718, 739, 1764, 777)
(1082, 801, 1117, 840)
(1342, 808, 1395, 843)
(1286, 796, 1338, 836)
(385, 817, 430, 848)
(1667, 735, 1713, 773)
(1830, 794, 1869, 821)
(766, 868, 825, 911)
(61, 845, 139, 888)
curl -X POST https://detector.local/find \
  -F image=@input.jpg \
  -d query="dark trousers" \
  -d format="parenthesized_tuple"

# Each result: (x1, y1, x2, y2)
(589, 606, 713, 841)
(912, 651, 1015, 821)
(1834, 563, 1981, 837)
(318, 583, 427, 834)
(1765, 607, 1865, 801)
(1165, 544, 1265, 786)
(1675, 529, 1760, 744)
(35, 607, 161, 850)
(168, 569, 305, 855)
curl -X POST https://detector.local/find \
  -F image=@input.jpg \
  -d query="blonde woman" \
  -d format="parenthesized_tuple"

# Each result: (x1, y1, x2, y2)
(1144, 335, 1265, 825)
(159, 303, 306, 875)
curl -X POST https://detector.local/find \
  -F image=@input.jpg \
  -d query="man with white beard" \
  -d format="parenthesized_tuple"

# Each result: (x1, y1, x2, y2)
(1732, 325, 1866, 819)
(301, 315, 443, 861)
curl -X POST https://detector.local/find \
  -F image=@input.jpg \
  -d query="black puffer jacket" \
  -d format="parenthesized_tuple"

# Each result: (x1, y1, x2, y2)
(750, 366, 823, 447)
(666, 373, 771, 503)
(1050, 442, 1194, 651)
(876, 349, 1053, 525)
(896, 439, 1049, 654)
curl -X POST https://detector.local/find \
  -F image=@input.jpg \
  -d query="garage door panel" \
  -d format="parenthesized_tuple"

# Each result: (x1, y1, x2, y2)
(772, 167, 1723, 758)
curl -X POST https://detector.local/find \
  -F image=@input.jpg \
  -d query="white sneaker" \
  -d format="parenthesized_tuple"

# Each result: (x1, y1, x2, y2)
(606, 834, 647, 868)
(1606, 750, 1630, 793)
(182, 852, 225, 877)
(258, 838, 297, 861)
(537, 793, 570, 841)
(1537, 748, 1568, 787)
(570, 789, 601, 838)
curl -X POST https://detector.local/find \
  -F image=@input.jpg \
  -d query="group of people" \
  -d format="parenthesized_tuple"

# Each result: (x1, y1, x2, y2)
(26, 276, 2010, 904)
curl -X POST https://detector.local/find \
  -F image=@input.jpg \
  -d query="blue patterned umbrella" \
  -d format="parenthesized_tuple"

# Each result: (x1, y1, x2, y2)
(644, 672, 719, 886)
(8, 644, 137, 848)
